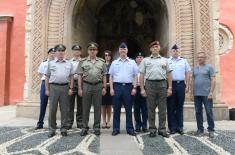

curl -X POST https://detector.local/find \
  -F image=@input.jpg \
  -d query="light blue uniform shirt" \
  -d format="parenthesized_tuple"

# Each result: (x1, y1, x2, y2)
(109, 57, 138, 83)
(168, 56, 191, 81)
(38, 59, 49, 80)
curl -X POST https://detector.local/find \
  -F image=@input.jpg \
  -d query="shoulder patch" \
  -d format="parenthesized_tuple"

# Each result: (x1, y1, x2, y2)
(98, 57, 105, 62)
(80, 57, 87, 62)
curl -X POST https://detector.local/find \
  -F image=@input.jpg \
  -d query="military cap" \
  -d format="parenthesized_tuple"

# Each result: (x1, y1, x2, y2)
(135, 52, 144, 58)
(171, 44, 179, 50)
(72, 44, 82, 50)
(48, 48, 55, 54)
(54, 44, 66, 51)
(87, 42, 98, 50)
(119, 42, 128, 48)
(149, 41, 160, 48)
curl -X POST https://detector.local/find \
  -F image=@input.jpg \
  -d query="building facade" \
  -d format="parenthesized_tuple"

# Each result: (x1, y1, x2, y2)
(0, 0, 234, 119)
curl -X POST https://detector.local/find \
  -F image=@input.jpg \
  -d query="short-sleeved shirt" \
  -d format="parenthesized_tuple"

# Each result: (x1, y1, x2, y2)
(193, 64, 215, 96)
(46, 59, 74, 83)
(139, 55, 172, 80)
(38, 59, 49, 80)
(109, 57, 138, 83)
(168, 56, 191, 81)
(70, 57, 81, 79)
(77, 57, 107, 83)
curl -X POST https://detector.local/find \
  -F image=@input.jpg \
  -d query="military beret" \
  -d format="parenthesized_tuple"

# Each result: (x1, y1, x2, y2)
(135, 52, 144, 58)
(87, 42, 98, 50)
(119, 42, 128, 49)
(48, 48, 55, 54)
(149, 41, 160, 48)
(72, 44, 82, 50)
(54, 44, 66, 51)
(171, 44, 179, 50)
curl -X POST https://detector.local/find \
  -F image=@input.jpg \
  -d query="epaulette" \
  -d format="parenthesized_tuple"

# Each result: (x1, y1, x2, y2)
(80, 58, 87, 62)
(98, 57, 105, 62)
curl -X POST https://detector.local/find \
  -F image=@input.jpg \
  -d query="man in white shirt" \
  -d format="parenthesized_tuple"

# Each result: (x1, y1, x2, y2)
(35, 48, 56, 129)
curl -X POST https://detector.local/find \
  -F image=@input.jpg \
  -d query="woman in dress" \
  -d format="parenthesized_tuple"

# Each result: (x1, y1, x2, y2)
(102, 50, 113, 128)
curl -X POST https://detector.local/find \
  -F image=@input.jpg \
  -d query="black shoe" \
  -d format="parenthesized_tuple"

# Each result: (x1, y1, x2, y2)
(65, 126, 72, 130)
(135, 129, 141, 133)
(112, 131, 120, 136)
(158, 131, 170, 138)
(61, 132, 68, 137)
(48, 132, 55, 138)
(127, 131, 136, 136)
(142, 128, 148, 133)
(94, 130, 100, 136)
(170, 130, 176, 134)
(35, 126, 43, 130)
(195, 130, 204, 136)
(149, 131, 156, 137)
(209, 131, 214, 138)
(80, 129, 88, 136)
(77, 124, 83, 129)
(177, 129, 184, 135)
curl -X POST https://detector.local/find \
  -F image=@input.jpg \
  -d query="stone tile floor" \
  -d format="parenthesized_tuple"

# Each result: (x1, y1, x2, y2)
(0, 106, 235, 155)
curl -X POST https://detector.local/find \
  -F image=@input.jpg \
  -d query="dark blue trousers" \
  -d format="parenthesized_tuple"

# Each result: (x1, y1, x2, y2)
(36, 80, 49, 127)
(112, 83, 134, 132)
(133, 87, 148, 130)
(167, 81, 185, 131)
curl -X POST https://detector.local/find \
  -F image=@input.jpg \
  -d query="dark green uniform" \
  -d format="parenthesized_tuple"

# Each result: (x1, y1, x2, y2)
(77, 57, 107, 132)
(139, 55, 172, 133)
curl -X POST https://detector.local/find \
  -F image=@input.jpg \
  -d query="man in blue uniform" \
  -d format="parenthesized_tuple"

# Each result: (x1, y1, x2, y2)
(35, 48, 56, 130)
(167, 44, 191, 135)
(133, 52, 148, 133)
(109, 42, 138, 136)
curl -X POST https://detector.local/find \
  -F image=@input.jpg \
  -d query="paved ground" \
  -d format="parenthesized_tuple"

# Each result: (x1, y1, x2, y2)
(0, 105, 235, 155)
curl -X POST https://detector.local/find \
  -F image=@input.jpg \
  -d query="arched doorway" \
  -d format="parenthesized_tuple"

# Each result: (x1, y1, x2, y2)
(72, 0, 168, 58)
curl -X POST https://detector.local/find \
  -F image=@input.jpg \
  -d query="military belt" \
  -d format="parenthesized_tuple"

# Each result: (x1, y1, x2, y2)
(146, 79, 165, 82)
(113, 82, 132, 86)
(50, 83, 68, 86)
(172, 80, 184, 84)
(83, 81, 101, 85)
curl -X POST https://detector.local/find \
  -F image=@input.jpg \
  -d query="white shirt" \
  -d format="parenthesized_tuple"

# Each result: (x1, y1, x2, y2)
(70, 57, 81, 79)
(38, 60, 49, 80)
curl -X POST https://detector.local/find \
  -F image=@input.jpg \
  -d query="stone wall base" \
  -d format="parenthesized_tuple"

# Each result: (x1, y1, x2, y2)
(16, 101, 229, 121)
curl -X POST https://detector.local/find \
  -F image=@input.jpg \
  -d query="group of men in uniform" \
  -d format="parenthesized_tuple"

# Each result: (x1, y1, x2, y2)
(35, 40, 216, 139)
